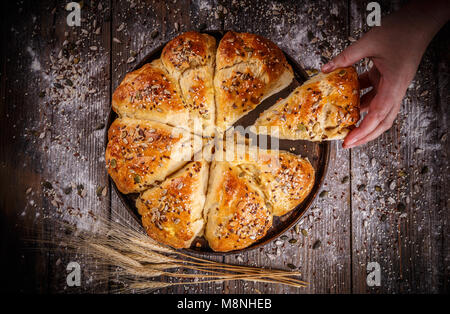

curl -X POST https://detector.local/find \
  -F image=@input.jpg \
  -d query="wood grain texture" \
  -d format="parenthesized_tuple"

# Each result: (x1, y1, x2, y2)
(0, 0, 448, 294)
(1, 0, 112, 293)
(349, 0, 449, 293)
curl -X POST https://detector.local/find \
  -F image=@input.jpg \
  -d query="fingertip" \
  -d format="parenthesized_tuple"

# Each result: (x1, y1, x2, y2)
(321, 61, 335, 73)
(344, 134, 358, 147)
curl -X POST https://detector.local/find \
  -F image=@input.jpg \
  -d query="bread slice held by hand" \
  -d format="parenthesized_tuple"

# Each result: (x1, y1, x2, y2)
(105, 117, 203, 194)
(136, 160, 209, 249)
(252, 67, 360, 141)
(214, 31, 294, 132)
(112, 59, 190, 130)
(161, 32, 217, 137)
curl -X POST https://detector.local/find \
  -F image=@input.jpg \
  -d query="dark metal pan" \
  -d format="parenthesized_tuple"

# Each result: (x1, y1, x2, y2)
(105, 30, 330, 255)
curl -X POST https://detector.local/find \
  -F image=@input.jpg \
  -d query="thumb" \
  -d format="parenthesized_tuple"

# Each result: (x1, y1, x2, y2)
(322, 39, 370, 73)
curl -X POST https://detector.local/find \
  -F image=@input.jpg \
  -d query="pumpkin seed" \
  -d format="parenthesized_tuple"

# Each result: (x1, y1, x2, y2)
(341, 176, 349, 184)
(420, 166, 429, 174)
(301, 229, 308, 237)
(312, 240, 321, 249)
(96, 186, 103, 196)
(319, 190, 328, 198)
(150, 30, 159, 38)
(289, 238, 297, 244)
(397, 203, 406, 212)
(375, 185, 382, 192)
(312, 122, 320, 133)
(287, 263, 296, 270)
(134, 175, 141, 184)
(42, 181, 53, 189)
(110, 159, 117, 168)
(338, 69, 346, 76)
(297, 123, 306, 132)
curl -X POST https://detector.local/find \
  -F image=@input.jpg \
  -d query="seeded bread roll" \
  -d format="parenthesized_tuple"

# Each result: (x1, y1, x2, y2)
(203, 139, 314, 251)
(161, 32, 217, 137)
(252, 67, 360, 141)
(214, 31, 294, 132)
(105, 117, 203, 194)
(225, 141, 315, 217)
(112, 59, 190, 130)
(136, 160, 209, 249)
(204, 160, 272, 252)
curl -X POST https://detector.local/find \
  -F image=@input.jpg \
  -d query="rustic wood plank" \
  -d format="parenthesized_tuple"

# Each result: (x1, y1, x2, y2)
(0, 1, 50, 293)
(349, 0, 449, 293)
(0, 0, 112, 293)
(1, 0, 447, 294)
(221, 0, 353, 294)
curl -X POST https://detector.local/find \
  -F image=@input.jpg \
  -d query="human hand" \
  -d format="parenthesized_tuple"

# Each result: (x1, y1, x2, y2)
(322, 0, 450, 148)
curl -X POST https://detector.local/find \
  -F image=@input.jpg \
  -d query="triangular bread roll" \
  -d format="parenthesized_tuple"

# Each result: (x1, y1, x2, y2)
(112, 59, 190, 130)
(136, 159, 209, 249)
(161, 32, 217, 137)
(252, 67, 360, 141)
(204, 160, 272, 252)
(229, 144, 315, 216)
(105, 117, 203, 194)
(214, 31, 294, 132)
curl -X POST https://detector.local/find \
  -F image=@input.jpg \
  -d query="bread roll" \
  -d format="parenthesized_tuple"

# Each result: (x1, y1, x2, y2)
(214, 31, 294, 132)
(161, 32, 217, 137)
(105, 117, 203, 194)
(204, 160, 272, 252)
(112, 59, 190, 130)
(229, 146, 315, 216)
(136, 160, 209, 249)
(252, 67, 360, 141)
(203, 139, 315, 251)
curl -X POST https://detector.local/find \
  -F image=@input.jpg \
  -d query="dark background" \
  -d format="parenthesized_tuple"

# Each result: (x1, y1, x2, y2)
(0, 0, 448, 293)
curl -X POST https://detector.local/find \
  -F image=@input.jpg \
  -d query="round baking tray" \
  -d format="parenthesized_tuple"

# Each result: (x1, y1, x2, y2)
(105, 30, 330, 255)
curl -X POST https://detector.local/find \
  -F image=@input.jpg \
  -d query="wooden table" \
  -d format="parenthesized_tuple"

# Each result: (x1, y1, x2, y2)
(1, 0, 448, 294)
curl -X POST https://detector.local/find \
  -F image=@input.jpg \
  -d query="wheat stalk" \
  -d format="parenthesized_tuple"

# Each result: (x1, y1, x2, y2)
(35, 215, 308, 292)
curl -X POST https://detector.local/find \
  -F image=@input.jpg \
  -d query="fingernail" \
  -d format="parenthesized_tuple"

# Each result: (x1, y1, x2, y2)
(345, 137, 357, 146)
(343, 143, 354, 149)
(322, 61, 334, 72)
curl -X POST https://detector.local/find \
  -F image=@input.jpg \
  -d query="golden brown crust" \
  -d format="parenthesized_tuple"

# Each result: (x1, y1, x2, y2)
(204, 162, 272, 252)
(112, 59, 190, 129)
(216, 31, 291, 77)
(214, 31, 294, 131)
(161, 31, 216, 77)
(225, 142, 316, 216)
(253, 67, 360, 141)
(161, 32, 217, 137)
(105, 117, 202, 194)
(203, 139, 315, 252)
(136, 160, 209, 249)
(253, 150, 315, 216)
